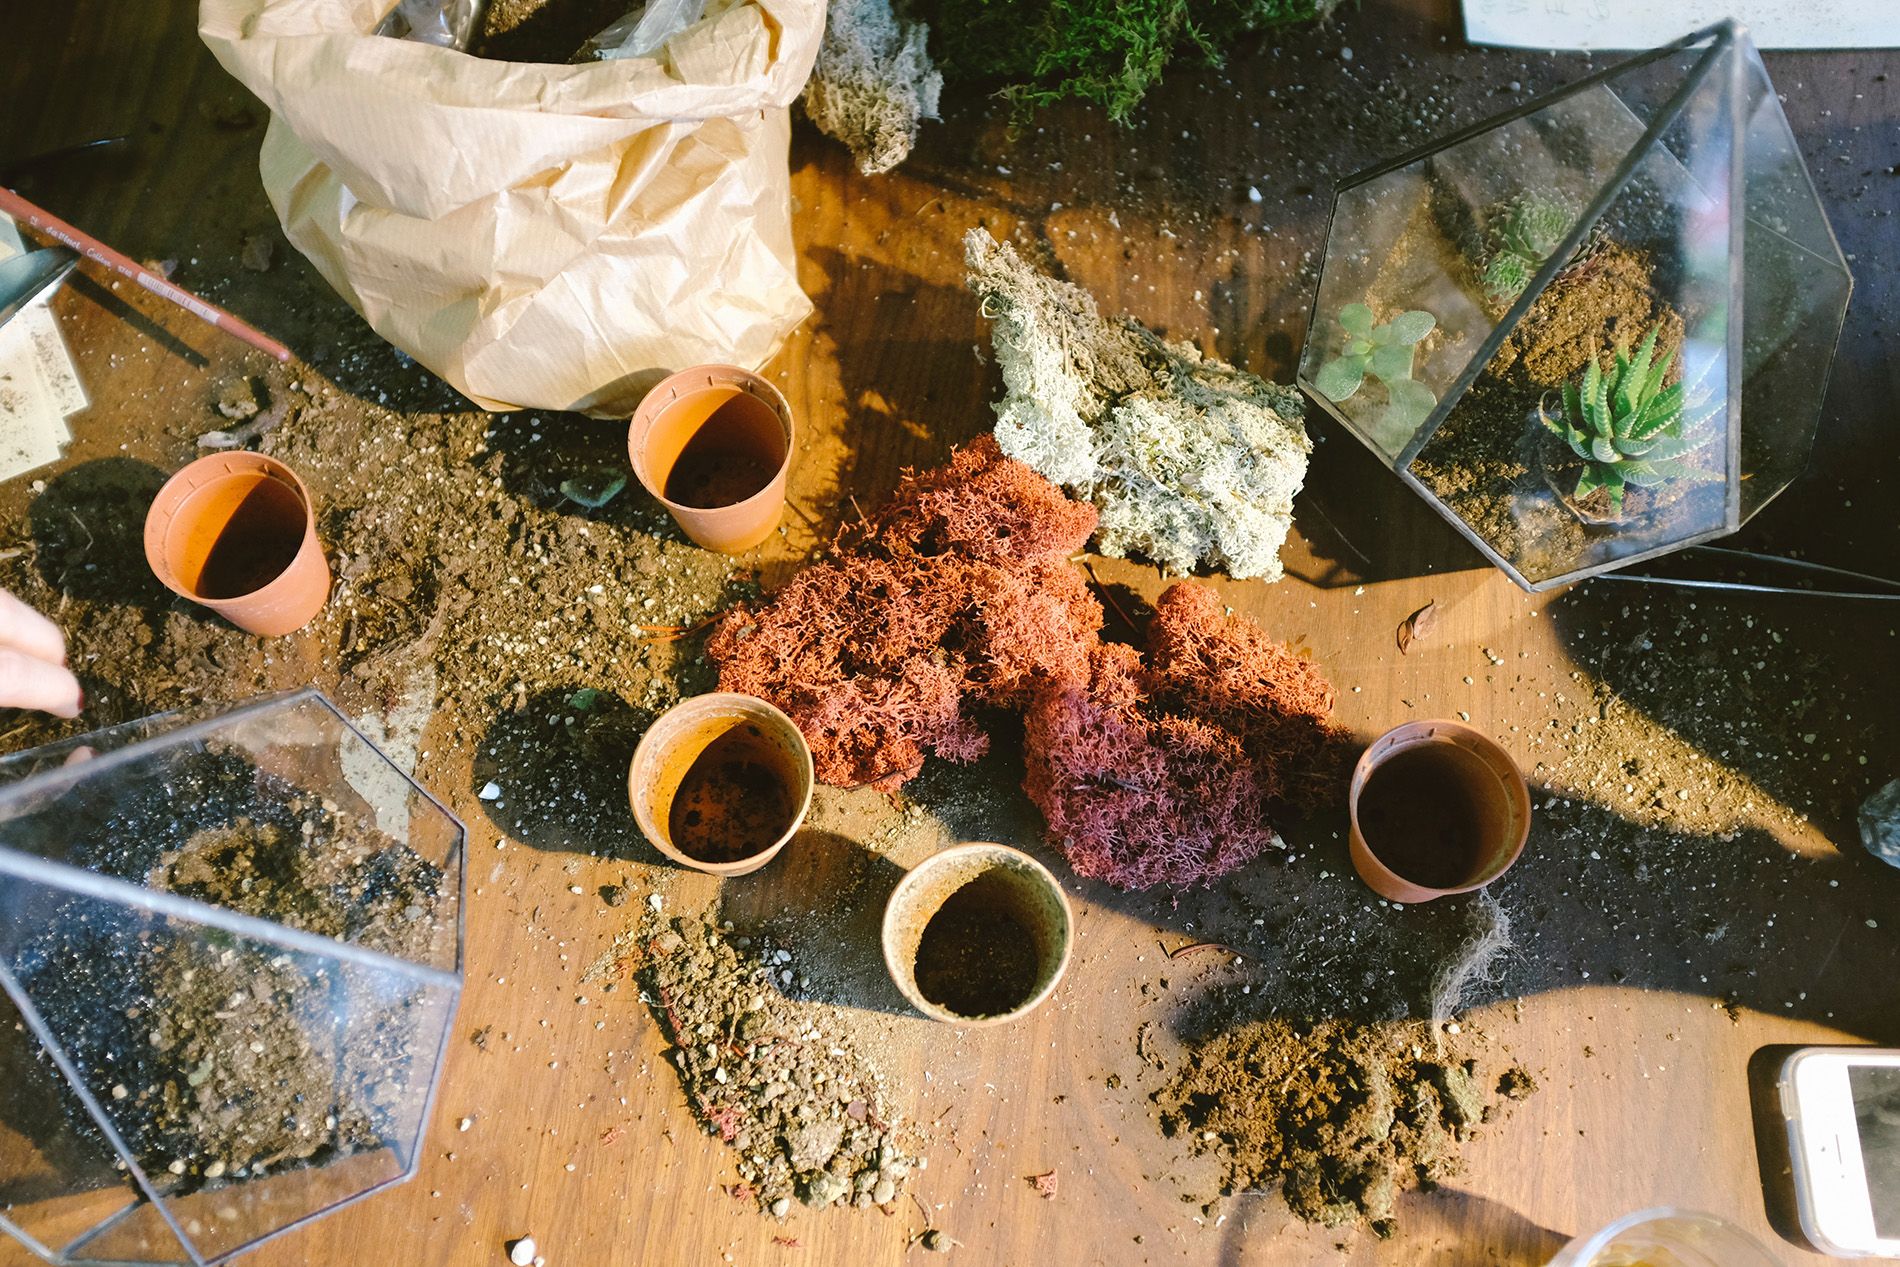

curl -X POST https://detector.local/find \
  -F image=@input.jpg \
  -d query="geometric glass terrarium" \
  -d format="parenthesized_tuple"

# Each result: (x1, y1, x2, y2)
(0, 689, 464, 1265)
(1298, 21, 1851, 590)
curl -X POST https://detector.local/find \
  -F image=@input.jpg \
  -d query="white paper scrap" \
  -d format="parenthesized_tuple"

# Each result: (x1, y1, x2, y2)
(0, 214, 87, 482)
(1463, 0, 1900, 51)
(0, 339, 66, 481)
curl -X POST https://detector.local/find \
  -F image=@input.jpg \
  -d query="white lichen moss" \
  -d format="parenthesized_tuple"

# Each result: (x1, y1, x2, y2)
(965, 229, 1311, 582)
(802, 0, 942, 176)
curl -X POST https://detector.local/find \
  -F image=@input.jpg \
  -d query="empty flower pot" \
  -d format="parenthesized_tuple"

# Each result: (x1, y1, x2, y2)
(882, 843, 1072, 1026)
(627, 365, 793, 553)
(628, 693, 813, 877)
(1349, 719, 1531, 903)
(143, 452, 331, 636)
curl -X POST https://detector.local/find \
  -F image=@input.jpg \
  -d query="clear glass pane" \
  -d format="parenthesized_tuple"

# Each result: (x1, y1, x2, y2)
(1409, 36, 1737, 585)
(1300, 24, 1846, 590)
(1734, 41, 1853, 519)
(0, 690, 463, 1265)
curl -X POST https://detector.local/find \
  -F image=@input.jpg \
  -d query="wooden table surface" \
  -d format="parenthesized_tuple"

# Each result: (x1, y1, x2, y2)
(3, 1, 1898, 1265)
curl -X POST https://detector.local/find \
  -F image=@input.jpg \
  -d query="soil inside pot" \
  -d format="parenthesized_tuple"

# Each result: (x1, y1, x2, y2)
(911, 872, 1042, 1017)
(667, 723, 798, 863)
(1356, 745, 1492, 890)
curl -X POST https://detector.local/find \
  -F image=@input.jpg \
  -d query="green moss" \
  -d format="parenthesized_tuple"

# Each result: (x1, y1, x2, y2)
(916, 0, 1337, 124)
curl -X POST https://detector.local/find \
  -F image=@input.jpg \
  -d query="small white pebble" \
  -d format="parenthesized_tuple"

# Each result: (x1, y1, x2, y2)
(479, 782, 502, 801)
(508, 1237, 537, 1266)
(459, 1117, 473, 1132)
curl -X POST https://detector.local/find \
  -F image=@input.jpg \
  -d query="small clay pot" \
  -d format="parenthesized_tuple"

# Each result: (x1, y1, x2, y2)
(882, 843, 1073, 1026)
(143, 452, 330, 637)
(1348, 719, 1530, 904)
(628, 693, 813, 877)
(628, 365, 793, 553)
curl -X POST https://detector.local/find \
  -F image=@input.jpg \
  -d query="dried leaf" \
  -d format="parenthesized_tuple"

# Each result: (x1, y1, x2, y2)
(1027, 1169, 1058, 1199)
(1396, 601, 1438, 655)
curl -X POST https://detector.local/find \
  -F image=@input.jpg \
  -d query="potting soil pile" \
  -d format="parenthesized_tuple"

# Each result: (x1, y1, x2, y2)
(631, 915, 920, 1214)
(1155, 1013, 1534, 1234)
(14, 749, 446, 1183)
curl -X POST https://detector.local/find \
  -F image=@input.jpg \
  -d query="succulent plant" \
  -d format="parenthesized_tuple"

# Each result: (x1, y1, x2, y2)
(1496, 194, 1572, 261)
(1539, 323, 1722, 515)
(1313, 303, 1438, 436)
(1479, 194, 1580, 309)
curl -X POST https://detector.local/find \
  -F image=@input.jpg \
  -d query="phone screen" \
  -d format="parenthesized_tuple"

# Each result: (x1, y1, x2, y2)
(1851, 1064, 1900, 1239)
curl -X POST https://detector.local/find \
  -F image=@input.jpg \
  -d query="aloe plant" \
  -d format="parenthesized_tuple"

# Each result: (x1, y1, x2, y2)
(1539, 323, 1722, 515)
(1314, 303, 1438, 435)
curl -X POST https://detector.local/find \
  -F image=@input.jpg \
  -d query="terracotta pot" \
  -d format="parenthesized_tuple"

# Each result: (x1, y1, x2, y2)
(1348, 719, 1530, 903)
(881, 843, 1073, 1026)
(628, 692, 813, 877)
(143, 452, 330, 637)
(627, 365, 793, 553)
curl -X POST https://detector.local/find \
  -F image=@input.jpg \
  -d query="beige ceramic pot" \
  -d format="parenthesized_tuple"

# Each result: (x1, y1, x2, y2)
(881, 843, 1073, 1026)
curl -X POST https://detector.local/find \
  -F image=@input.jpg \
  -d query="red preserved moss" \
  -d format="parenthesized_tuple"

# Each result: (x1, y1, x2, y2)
(708, 439, 1348, 886)
(1022, 582, 1348, 889)
(708, 437, 1103, 789)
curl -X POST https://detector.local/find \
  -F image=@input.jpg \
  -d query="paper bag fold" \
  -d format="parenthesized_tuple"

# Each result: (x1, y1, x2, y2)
(202, 0, 821, 414)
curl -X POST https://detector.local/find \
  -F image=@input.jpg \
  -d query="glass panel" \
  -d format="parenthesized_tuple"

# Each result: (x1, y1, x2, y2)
(1410, 40, 1738, 585)
(0, 878, 449, 1263)
(0, 987, 176, 1263)
(1301, 85, 1651, 461)
(0, 691, 463, 1265)
(1733, 40, 1853, 519)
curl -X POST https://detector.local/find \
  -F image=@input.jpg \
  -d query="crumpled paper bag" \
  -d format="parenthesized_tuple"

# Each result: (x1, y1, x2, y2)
(200, 0, 822, 415)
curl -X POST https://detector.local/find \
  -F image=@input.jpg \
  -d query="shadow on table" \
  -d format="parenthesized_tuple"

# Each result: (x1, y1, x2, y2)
(717, 829, 916, 1018)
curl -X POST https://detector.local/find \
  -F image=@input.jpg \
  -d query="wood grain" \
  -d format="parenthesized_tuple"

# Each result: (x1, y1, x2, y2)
(2, 1, 1897, 1265)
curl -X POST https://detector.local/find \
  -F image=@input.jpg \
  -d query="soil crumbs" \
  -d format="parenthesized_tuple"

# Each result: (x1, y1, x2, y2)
(635, 915, 920, 1216)
(1156, 1015, 1534, 1235)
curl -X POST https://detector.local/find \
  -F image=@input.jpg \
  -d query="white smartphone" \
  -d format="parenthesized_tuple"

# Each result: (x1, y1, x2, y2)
(1781, 1047, 1900, 1258)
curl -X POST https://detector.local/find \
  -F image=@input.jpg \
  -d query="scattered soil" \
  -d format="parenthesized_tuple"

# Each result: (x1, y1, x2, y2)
(1155, 1011, 1533, 1234)
(15, 750, 446, 1185)
(911, 874, 1041, 1018)
(632, 915, 920, 1214)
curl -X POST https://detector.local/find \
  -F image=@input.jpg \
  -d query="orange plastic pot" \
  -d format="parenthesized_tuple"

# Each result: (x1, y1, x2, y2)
(628, 692, 813, 877)
(143, 452, 330, 637)
(1348, 719, 1530, 903)
(627, 365, 792, 553)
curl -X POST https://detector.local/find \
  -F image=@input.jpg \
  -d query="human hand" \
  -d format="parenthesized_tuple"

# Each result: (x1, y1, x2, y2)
(0, 589, 82, 717)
